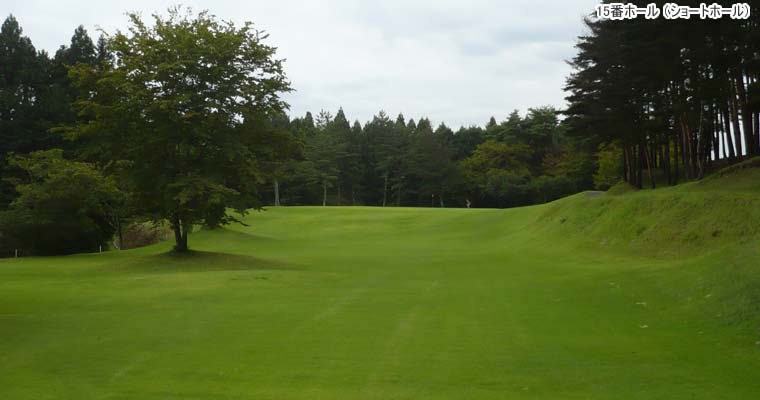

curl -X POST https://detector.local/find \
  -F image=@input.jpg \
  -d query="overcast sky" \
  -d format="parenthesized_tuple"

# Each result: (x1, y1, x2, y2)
(6, 0, 599, 128)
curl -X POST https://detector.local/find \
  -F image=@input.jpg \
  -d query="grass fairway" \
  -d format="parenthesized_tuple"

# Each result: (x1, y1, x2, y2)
(2, 171, 760, 398)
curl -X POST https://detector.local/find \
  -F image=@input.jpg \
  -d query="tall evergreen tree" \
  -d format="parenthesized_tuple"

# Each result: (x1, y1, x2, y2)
(565, 1, 760, 187)
(0, 15, 51, 206)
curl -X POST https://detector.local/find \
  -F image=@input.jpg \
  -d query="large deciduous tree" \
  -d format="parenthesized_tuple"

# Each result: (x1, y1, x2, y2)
(66, 8, 291, 252)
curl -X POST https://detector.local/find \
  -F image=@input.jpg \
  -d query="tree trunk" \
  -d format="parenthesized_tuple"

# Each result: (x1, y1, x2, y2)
(117, 217, 123, 250)
(673, 133, 679, 185)
(182, 220, 190, 250)
(729, 80, 744, 158)
(395, 180, 401, 207)
(180, 218, 190, 252)
(622, 146, 629, 183)
(275, 179, 280, 206)
(652, 143, 665, 170)
(755, 110, 760, 154)
(629, 145, 636, 185)
(722, 118, 730, 160)
(722, 106, 735, 159)
(439, 194, 445, 208)
(735, 70, 755, 156)
(636, 144, 643, 189)
(680, 117, 691, 180)
(177, 233, 187, 252)
(172, 215, 188, 252)
(643, 140, 655, 189)
(382, 175, 388, 207)
(712, 107, 721, 161)
(172, 215, 181, 244)
(663, 138, 671, 186)
(696, 105, 705, 179)
(322, 182, 327, 207)
(653, 140, 659, 169)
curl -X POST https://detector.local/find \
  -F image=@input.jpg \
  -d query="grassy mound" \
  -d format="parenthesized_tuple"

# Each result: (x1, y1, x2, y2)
(1, 164, 759, 398)
(540, 185, 760, 256)
(541, 157, 760, 254)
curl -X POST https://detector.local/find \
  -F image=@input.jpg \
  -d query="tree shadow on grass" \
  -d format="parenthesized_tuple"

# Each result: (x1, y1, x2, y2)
(101, 250, 299, 275)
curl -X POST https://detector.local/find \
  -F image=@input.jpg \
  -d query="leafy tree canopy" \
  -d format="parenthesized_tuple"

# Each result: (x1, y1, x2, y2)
(65, 7, 291, 252)
(0, 150, 120, 255)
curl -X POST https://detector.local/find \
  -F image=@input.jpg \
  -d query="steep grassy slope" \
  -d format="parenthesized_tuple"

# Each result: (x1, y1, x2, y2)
(0, 166, 759, 399)
(541, 165, 760, 255)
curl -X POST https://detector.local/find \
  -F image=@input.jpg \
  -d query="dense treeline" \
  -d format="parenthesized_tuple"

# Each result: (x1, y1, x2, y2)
(17, 1, 759, 254)
(0, 17, 106, 206)
(1, 11, 603, 255)
(565, 0, 760, 188)
(0, 16, 121, 255)
(265, 107, 595, 208)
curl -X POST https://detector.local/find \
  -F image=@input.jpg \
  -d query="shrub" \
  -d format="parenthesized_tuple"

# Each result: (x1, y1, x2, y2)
(594, 142, 623, 190)
(0, 150, 121, 255)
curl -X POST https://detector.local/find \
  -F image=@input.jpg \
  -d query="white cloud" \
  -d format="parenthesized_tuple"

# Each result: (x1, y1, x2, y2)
(5, 0, 599, 128)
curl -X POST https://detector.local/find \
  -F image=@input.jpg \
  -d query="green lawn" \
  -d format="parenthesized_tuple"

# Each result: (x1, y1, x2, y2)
(2, 170, 760, 398)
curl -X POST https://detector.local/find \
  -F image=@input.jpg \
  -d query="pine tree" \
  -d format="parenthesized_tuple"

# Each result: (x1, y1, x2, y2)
(0, 15, 50, 206)
(95, 34, 113, 69)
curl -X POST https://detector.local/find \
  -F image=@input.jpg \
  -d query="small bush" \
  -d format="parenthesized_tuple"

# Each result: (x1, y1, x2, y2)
(594, 142, 623, 190)
(120, 222, 172, 250)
